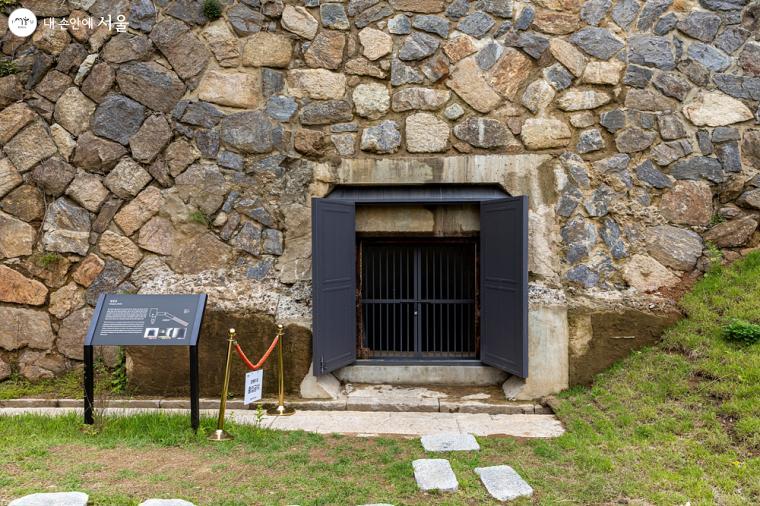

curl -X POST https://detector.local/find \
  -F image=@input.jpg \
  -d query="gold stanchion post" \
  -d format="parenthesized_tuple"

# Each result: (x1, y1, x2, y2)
(267, 324, 295, 416)
(208, 328, 236, 441)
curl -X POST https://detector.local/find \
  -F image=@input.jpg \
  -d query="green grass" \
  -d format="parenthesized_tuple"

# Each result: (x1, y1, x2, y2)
(0, 59, 17, 77)
(0, 363, 123, 400)
(188, 210, 209, 226)
(32, 251, 64, 269)
(1, 253, 759, 504)
(0, 369, 82, 400)
(202, 0, 223, 21)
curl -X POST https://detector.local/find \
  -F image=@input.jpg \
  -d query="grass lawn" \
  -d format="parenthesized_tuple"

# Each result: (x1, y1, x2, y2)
(1, 254, 759, 505)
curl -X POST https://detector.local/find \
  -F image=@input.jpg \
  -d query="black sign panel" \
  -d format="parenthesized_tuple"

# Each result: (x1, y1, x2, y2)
(86, 294, 207, 346)
(84, 293, 207, 431)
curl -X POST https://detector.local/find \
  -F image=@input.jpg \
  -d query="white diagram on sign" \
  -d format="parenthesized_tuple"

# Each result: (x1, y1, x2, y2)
(144, 308, 190, 340)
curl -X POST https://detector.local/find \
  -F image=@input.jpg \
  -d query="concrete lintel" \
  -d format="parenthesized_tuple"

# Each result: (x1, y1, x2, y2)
(313, 154, 558, 210)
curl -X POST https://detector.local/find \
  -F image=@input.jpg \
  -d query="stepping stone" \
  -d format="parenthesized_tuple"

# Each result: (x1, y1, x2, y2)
(475, 465, 533, 501)
(9, 492, 88, 506)
(421, 432, 480, 451)
(140, 501, 196, 506)
(412, 458, 458, 492)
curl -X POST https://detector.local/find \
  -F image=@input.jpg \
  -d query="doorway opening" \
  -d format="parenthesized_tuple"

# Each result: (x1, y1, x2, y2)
(357, 238, 479, 361)
(311, 185, 527, 378)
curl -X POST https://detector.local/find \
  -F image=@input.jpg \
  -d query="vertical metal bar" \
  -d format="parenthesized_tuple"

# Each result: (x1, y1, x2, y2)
(406, 247, 410, 353)
(367, 246, 372, 354)
(446, 249, 450, 356)
(423, 247, 428, 356)
(459, 248, 463, 355)
(379, 247, 383, 352)
(190, 345, 199, 432)
(414, 245, 421, 358)
(392, 247, 396, 353)
(84, 345, 94, 425)
(385, 247, 388, 352)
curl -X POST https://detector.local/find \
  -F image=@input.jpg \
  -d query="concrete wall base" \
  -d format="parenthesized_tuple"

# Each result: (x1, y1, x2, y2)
(333, 364, 508, 386)
(299, 364, 342, 399)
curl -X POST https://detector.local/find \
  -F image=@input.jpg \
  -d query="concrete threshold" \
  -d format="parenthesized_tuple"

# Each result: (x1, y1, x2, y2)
(0, 407, 565, 438)
(0, 397, 551, 414)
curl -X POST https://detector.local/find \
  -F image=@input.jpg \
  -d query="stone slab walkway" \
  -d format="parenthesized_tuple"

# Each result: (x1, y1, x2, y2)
(8, 494, 208, 506)
(9, 492, 88, 506)
(0, 407, 564, 437)
(475, 465, 534, 501)
(420, 432, 480, 451)
(412, 459, 459, 492)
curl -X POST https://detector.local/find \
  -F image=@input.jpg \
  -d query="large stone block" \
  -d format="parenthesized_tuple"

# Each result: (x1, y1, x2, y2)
(0, 265, 48, 306)
(150, 18, 210, 80)
(359, 27, 393, 61)
(0, 158, 22, 198)
(622, 254, 679, 292)
(91, 95, 146, 145)
(65, 171, 109, 212)
(683, 91, 754, 126)
(703, 217, 758, 248)
(48, 282, 85, 320)
(0, 307, 55, 351)
(521, 118, 571, 149)
(71, 132, 127, 173)
(304, 30, 346, 70)
(0, 103, 36, 145)
(202, 20, 240, 68)
(104, 158, 152, 199)
(114, 186, 163, 236)
(242, 32, 292, 68)
(42, 197, 91, 255)
(353, 83, 390, 119)
(99, 230, 142, 267)
(287, 69, 347, 100)
(116, 61, 186, 113)
(487, 47, 533, 100)
(646, 225, 703, 271)
(281, 5, 319, 39)
(659, 180, 713, 227)
(406, 113, 450, 153)
(57, 307, 94, 360)
(197, 70, 261, 109)
(3, 122, 58, 172)
(447, 57, 502, 113)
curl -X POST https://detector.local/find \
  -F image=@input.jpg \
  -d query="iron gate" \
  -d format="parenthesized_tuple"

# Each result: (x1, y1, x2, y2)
(358, 239, 478, 360)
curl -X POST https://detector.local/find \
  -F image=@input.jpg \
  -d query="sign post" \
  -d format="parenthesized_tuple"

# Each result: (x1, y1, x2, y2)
(83, 293, 207, 431)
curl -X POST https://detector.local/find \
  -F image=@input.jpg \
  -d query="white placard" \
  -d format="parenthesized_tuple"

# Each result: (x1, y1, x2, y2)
(244, 370, 263, 405)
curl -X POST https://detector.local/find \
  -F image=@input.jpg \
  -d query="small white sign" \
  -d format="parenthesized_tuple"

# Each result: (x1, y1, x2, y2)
(8, 9, 38, 38)
(244, 370, 263, 405)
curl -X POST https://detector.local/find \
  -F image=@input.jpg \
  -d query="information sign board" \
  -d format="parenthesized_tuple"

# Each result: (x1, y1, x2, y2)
(83, 293, 207, 431)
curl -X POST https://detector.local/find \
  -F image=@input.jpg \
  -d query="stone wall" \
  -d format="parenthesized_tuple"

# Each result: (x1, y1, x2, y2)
(0, 0, 759, 393)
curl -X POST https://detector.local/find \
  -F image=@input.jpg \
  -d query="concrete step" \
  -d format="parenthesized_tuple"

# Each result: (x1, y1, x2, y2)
(335, 363, 508, 386)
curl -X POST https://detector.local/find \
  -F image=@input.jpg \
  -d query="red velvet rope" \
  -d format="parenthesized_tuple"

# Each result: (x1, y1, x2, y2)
(234, 335, 280, 371)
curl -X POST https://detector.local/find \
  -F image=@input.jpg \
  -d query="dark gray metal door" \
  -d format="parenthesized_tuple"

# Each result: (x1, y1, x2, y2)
(311, 198, 356, 375)
(479, 196, 528, 377)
